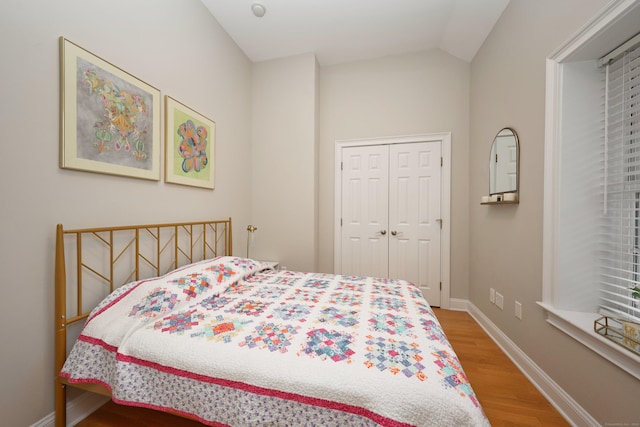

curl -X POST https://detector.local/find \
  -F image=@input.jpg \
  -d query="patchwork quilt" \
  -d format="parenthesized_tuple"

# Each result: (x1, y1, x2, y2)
(61, 257, 490, 427)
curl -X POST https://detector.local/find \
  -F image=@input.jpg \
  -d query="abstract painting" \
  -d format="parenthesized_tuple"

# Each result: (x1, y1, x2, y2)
(60, 37, 161, 180)
(165, 96, 215, 189)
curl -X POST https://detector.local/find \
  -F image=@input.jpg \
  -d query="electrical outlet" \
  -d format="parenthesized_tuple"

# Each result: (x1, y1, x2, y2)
(490, 288, 495, 304)
(515, 301, 522, 320)
(495, 292, 504, 310)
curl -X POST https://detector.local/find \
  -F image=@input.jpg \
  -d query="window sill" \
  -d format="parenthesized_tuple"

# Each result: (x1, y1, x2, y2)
(537, 302, 640, 380)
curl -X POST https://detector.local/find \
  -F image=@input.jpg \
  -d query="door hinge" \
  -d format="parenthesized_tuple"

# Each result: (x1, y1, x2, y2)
(341, 161, 344, 170)
(440, 282, 442, 291)
(340, 218, 343, 227)
(436, 218, 442, 229)
(440, 157, 443, 167)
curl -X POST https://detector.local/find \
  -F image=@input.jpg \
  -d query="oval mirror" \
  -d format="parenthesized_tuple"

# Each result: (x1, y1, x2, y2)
(489, 128, 519, 195)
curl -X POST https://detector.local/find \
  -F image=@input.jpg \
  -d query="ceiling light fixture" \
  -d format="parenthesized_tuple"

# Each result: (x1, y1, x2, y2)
(251, 3, 266, 18)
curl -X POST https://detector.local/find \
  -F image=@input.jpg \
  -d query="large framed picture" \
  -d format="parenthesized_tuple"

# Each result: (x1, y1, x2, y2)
(60, 37, 161, 181)
(164, 96, 215, 189)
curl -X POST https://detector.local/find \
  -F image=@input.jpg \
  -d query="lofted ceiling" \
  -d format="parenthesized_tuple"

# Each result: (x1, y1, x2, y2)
(201, 0, 510, 66)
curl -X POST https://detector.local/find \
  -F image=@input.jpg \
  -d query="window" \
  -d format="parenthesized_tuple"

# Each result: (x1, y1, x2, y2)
(541, 1, 640, 380)
(601, 38, 640, 323)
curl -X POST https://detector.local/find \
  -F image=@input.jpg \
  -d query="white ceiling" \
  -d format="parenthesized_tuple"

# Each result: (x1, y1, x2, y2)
(201, 0, 510, 66)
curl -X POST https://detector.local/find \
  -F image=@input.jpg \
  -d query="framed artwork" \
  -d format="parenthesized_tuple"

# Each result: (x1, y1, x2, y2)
(60, 37, 161, 181)
(164, 96, 215, 189)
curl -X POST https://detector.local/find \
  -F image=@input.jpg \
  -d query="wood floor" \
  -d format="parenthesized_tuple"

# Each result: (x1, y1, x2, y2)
(433, 309, 568, 427)
(75, 309, 568, 427)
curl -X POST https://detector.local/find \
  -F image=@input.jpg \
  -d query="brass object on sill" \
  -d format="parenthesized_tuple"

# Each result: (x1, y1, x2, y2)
(594, 316, 640, 356)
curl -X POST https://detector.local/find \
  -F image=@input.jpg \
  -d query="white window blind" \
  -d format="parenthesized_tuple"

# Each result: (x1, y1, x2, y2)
(602, 37, 640, 323)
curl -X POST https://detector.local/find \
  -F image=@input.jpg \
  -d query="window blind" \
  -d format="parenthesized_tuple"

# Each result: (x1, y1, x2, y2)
(601, 38, 640, 323)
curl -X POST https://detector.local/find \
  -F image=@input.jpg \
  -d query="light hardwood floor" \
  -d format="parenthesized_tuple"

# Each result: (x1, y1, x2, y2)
(75, 308, 569, 426)
(433, 308, 569, 427)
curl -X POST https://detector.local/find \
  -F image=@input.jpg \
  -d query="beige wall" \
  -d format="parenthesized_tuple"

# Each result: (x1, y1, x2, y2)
(4, 0, 637, 424)
(318, 50, 471, 298)
(469, 0, 639, 423)
(251, 53, 319, 272)
(0, 0, 253, 425)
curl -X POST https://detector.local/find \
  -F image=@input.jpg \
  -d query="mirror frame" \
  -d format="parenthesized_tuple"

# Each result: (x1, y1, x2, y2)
(489, 127, 519, 196)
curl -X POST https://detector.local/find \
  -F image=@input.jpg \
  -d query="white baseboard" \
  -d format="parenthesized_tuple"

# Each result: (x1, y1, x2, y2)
(459, 300, 599, 427)
(31, 392, 109, 427)
(448, 297, 469, 311)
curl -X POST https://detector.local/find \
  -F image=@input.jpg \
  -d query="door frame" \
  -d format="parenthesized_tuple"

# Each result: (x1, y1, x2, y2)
(334, 132, 451, 308)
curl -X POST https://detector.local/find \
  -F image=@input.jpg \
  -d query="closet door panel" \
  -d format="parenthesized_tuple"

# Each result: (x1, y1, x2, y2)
(389, 142, 441, 305)
(341, 145, 389, 278)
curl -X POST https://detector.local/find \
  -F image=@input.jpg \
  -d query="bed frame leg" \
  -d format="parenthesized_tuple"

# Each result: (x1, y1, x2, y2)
(55, 378, 66, 427)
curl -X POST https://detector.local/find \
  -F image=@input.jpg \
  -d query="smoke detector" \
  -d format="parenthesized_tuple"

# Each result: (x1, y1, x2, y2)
(251, 3, 266, 17)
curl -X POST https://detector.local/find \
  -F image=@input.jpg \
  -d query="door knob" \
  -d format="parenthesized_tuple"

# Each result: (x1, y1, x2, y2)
(380, 230, 387, 235)
(391, 230, 397, 236)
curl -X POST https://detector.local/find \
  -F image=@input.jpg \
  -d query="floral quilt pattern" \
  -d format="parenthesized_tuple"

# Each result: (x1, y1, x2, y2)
(62, 256, 489, 427)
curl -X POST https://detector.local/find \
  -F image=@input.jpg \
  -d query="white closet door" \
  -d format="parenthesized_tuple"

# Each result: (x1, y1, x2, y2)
(388, 142, 442, 306)
(341, 145, 389, 278)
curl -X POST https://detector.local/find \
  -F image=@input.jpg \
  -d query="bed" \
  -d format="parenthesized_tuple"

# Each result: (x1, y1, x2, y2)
(55, 219, 490, 427)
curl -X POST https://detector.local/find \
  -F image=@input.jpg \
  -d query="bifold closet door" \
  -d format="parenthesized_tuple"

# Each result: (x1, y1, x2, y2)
(339, 140, 443, 305)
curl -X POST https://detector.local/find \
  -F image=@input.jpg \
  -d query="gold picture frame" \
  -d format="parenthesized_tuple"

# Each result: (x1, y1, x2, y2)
(60, 37, 161, 181)
(164, 96, 215, 189)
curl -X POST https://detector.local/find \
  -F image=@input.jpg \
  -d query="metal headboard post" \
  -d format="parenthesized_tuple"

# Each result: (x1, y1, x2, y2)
(135, 228, 140, 282)
(54, 224, 67, 427)
(156, 227, 161, 277)
(76, 232, 82, 318)
(190, 224, 194, 263)
(204, 224, 208, 258)
(174, 225, 179, 271)
(228, 217, 233, 256)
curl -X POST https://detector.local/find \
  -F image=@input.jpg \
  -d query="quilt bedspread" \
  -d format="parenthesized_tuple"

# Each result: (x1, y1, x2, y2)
(61, 256, 490, 427)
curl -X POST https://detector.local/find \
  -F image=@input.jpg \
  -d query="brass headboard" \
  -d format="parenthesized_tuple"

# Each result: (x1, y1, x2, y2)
(54, 218, 232, 427)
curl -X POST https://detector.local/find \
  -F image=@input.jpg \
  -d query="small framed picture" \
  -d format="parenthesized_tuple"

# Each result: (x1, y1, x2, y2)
(164, 96, 215, 189)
